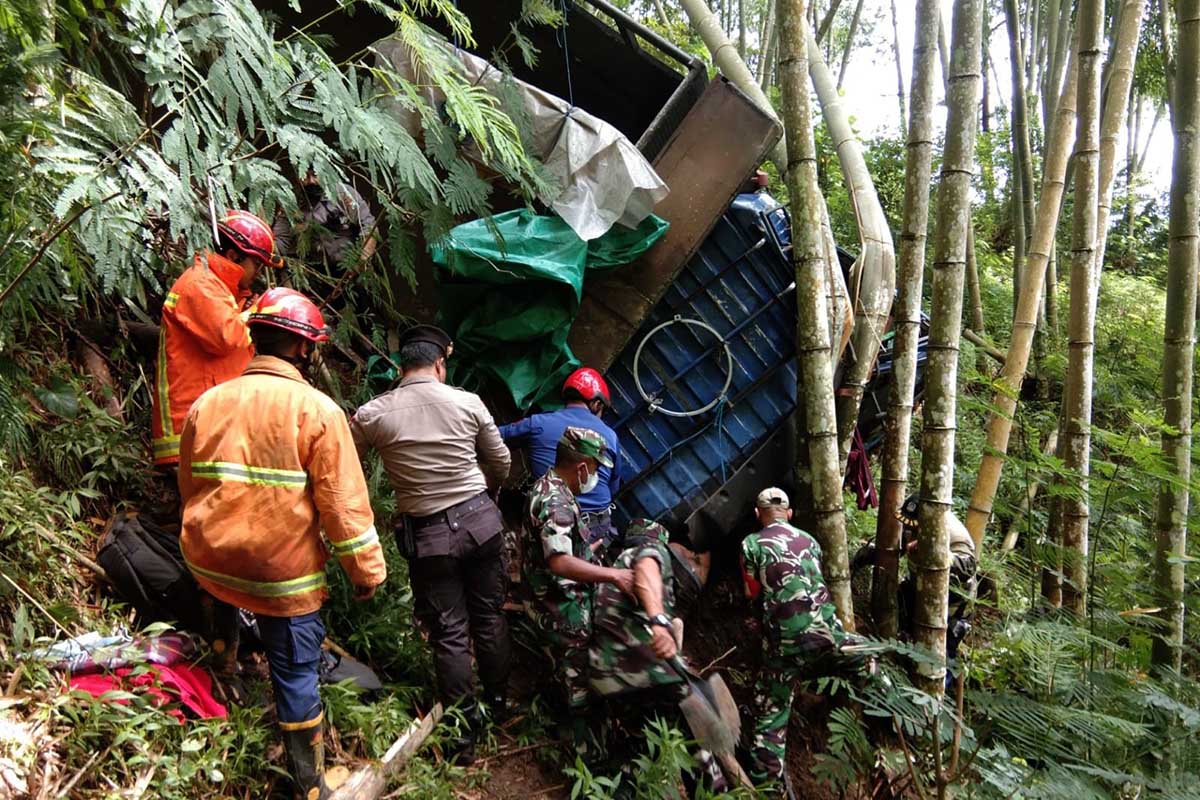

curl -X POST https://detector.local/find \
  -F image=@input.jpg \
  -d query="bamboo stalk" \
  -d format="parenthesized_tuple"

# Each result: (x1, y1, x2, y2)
(872, 0, 942, 640)
(328, 704, 445, 800)
(964, 43, 1082, 549)
(1152, 0, 1199, 671)
(1059, 0, 1105, 617)
(914, 0, 983, 694)
(679, 0, 788, 174)
(1004, 0, 1036, 316)
(777, 0, 854, 627)
(1093, 0, 1148, 296)
(804, 27, 897, 473)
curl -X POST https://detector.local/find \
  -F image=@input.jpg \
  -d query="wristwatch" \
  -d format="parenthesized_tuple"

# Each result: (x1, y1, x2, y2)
(649, 613, 673, 630)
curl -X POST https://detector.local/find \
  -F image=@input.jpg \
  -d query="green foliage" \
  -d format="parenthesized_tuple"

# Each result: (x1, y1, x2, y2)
(8, 0, 549, 341)
(629, 716, 699, 799)
(565, 756, 624, 800)
(48, 689, 280, 798)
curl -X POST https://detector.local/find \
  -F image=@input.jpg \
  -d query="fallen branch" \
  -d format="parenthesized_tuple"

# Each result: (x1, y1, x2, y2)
(962, 328, 1008, 366)
(32, 524, 110, 585)
(329, 703, 444, 800)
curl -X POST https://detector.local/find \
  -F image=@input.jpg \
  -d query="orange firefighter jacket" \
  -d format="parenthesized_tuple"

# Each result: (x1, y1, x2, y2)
(178, 355, 386, 617)
(152, 252, 254, 465)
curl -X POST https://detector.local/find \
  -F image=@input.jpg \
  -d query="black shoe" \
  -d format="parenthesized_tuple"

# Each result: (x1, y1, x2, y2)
(484, 692, 515, 726)
(280, 724, 329, 800)
(447, 731, 477, 766)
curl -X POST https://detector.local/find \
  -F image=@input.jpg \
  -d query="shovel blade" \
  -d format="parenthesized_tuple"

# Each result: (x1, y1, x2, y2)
(678, 691, 737, 755)
(703, 673, 741, 744)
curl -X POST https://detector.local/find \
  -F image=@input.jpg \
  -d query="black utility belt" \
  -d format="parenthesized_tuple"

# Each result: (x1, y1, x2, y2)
(407, 491, 491, 530)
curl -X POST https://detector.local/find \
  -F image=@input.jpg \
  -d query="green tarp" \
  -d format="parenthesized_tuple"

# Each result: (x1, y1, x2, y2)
(430, 209, 668, 410)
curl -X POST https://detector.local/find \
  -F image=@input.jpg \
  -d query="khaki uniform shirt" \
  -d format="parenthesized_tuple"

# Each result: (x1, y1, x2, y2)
(350, 376, 510, 517)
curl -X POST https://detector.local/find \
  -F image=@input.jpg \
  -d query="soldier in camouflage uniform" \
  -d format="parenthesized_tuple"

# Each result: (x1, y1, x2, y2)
(741, 487, 859, 788)
(523, 427, 635, 754)
(588, 519, 728, 793)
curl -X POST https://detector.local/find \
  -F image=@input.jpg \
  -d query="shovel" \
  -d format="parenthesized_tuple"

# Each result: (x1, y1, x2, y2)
(660, 649, 753, 789)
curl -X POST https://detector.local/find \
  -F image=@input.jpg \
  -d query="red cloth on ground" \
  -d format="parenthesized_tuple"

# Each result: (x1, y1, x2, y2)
(69, 663, 227, 722)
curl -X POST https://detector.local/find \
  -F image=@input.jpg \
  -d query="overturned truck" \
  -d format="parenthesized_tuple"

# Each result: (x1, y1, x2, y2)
(277, 0, 906, 549)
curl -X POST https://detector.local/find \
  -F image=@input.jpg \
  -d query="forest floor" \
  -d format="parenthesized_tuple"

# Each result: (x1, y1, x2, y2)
(437, 556, 846, 799)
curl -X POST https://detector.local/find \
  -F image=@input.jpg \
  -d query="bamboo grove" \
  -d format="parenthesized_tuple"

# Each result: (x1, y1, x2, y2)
(0, 0, 1199, 797)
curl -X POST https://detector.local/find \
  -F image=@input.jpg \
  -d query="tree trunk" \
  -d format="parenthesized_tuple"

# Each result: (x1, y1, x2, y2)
(777, 0, 854, 627)
(1004, 0, 1036, 317)
(1025, 0, 1041, 101)
(871, 0, 942, 640)
(1059, 0, 1104, 617)
(965, 42, 1081, 549)
(890, 0, 907, 138)
(816, 0, 845, 42)
(1051, 0, 1074, 105)
(1093, 0, 1148, 296)
(758, 0, 777, 85)
(1041, 0, 1063, 132)
(652, 0, 670, 27)
(738, 0, 747, 59)
(1160, 0, 1178, 124)
(981, 0, 991, 132)
(680, 0, 789, 174)
(1136, 102, 1166, 173)
(836, 0, 866, 90)
(966, 226, 986, 332)
(1046, 242, 1059, 333)
(1152, 0, 1199, 672)
(914, 0, 983, 695)
(806, 28, 897, 474)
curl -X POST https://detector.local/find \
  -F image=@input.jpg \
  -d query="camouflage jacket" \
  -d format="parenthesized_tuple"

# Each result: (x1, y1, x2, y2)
(588, 521, 682, 696)
(523, 469, 593, 634)
(742, 521, 849, 660)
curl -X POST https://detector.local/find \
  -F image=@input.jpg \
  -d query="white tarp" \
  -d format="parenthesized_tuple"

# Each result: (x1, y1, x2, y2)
(375, 35, 669, 241)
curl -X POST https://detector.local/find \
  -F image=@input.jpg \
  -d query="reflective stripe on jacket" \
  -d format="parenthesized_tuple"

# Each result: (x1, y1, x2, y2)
(151, 252, 254, 465)
(179, 355, 386, 617)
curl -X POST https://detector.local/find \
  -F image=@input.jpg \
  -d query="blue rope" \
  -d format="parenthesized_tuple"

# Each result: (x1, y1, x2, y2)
(556, 0, 575, 110)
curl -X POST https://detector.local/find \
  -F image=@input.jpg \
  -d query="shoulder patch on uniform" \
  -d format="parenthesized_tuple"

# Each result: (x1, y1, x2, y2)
(550, 504, 576, 528)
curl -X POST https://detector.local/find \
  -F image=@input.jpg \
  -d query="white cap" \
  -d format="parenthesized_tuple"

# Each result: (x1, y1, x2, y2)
(756, 487, 790, 509)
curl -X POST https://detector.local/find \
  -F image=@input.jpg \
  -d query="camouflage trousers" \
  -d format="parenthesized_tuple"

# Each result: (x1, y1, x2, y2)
(526, 599, 603, 757)
(748, 656, 797, 785)
(527, 606, 591, 712)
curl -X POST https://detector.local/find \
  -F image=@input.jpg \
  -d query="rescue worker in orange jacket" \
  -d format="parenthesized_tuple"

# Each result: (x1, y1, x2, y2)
(178, 287, 386, 800)
(152, 210, 284, 466)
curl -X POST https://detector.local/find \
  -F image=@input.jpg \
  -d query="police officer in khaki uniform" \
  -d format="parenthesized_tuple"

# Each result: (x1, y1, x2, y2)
(350, 324, 511, 764)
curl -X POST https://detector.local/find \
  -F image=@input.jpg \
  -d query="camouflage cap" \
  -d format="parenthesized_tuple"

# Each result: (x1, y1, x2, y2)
(559, 426, 614, 468)
(625, 518, 669, 545)
(756, 486, 790, 508)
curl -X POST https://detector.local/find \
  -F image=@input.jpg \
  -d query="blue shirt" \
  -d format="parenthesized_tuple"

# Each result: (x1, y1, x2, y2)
(499, 406, 621, 513)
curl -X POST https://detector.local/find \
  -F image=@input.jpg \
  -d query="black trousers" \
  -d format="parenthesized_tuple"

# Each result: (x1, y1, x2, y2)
(407, 496, 512, 706)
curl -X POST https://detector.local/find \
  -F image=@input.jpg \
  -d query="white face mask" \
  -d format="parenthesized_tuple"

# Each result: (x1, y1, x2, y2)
(579, 464, 600, 495)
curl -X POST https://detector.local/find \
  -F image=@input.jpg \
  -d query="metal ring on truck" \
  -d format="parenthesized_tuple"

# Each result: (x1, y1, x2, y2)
(632, 315, 734, 418)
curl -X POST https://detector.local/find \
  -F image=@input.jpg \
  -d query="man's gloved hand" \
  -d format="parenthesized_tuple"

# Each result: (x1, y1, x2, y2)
(649, 625, 677, 660)
(353, 583, 377, 602)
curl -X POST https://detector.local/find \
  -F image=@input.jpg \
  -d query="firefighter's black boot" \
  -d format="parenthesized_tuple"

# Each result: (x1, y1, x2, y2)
(281, 724, 329, 800)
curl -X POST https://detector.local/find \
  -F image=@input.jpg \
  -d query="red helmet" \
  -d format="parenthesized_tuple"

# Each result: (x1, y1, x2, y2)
(248, 288, 329, 342)
(563, 367, 611, 407)
(217, 210, 284, 268)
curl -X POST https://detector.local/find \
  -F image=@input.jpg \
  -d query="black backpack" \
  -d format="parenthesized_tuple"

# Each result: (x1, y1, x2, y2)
(97, 511, 207, 633)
